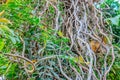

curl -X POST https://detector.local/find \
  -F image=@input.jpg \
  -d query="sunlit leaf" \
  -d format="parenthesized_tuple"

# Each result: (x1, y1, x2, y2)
(78, 56, 84, 63)
(5, 0, 11, 4)
(73, 56, 85, 64)
(0, 18, 12, 24)
(0, 0, 12, 4)
(85, 62, 90, 65)
(75, 56, 89, 65)
(0, 10, 4, 16)
(0, 39, 5, 51)
(0, 25, 11, 32)
(58, 30, 64, 38)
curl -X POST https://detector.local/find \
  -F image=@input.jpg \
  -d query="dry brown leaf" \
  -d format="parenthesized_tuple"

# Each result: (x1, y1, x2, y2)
(90, 40, 100, 53)
(50, 0, 57, 3)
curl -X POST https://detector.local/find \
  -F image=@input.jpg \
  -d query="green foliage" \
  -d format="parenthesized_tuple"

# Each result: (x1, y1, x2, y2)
(101, 0, 120, 79)
(0, 0, 72, 79)
(0, 0, 119, 79)
(0, 39, 4, 51)
(106, 15, 120, 26)
(102, 0, 120, 42)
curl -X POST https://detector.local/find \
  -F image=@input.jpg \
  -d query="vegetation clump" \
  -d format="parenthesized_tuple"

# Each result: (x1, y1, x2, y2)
(0, 0, 119, 80)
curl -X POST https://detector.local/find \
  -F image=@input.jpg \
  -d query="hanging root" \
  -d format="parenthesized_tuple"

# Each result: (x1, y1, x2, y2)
(10, 0, 114, 79)
(38, 0, 115, 79)
(5, 53, 35, 74)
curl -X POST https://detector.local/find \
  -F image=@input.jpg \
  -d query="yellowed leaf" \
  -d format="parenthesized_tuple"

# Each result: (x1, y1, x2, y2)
(0, 18, 12, 24)
(5, 0, 10, 4)
(0, 10, 4, 16)
(103, 37, 108, 44)
(74, 56, 84, 63)
(85, 62, 90, 65)
(26, 59, 37, 66)
(0, 0, 12, 5)
(77, 56, 84, 63)
(58, 30, 64, 38)
(73, 56, 89, 65)
(40, 26, 47, 31)
(31, 59, 37, 63)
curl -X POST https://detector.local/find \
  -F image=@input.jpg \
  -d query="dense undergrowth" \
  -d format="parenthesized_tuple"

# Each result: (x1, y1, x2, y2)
(0, 0, 120, 80)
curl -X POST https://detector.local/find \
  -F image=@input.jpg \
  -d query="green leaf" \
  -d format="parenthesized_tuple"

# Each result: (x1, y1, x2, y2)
(0, 25, 14, 36)
(106, 15, 120, 26)
(0, 39, 5, 51)
(8, 36, 16, 44)
(0, 25, 11, 32)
